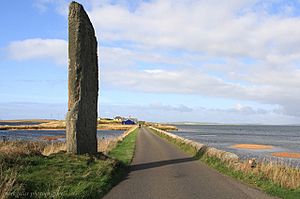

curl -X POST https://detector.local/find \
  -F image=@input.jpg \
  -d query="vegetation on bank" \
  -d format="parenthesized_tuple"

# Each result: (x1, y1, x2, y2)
(148, 123, 178, 131)
(109, 129, 138, 164)
(0, 120, 134, 131)
(149, 127, 300, 199)
(0, 119, 177, 131)
(0, 128, 138, 199)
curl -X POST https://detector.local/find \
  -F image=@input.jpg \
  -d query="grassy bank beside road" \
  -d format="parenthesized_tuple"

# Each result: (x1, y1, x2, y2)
(0, 128, 138, 199)
(109, 129, 138, 164)
(149, 127, 300, 199)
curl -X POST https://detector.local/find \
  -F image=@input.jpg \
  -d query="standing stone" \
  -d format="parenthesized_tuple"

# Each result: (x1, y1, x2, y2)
(66, 1, 98, 154)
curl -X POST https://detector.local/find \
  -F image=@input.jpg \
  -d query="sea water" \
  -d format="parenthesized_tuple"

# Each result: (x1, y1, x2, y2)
(173, 125, 300, 166)
(0, 129, 124, 141)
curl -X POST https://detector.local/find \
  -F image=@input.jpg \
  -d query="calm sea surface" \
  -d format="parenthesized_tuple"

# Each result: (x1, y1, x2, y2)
(0, 129, 124, 141)
(173, 125, 300, 165)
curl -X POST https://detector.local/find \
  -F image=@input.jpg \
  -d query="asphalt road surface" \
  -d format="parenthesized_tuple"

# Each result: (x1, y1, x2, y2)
(104, 127, 276, 199)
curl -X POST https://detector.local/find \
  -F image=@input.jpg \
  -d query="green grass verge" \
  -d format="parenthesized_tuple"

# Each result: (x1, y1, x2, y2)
(12, 153, 124, 199)
(109, 129, 138, 165)
(1, 129, 138, 199)
(149, 127, 300, 199)
(149, 129, 197, 156)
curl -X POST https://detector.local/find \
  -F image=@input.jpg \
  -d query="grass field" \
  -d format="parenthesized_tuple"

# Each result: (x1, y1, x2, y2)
(3, 153, 123, 198)
(0, 128, 139, 199)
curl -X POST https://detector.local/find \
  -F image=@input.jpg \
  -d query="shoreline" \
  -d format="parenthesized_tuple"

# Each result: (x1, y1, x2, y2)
(0, 120, 178, 131)
(0, 126, 133, 131)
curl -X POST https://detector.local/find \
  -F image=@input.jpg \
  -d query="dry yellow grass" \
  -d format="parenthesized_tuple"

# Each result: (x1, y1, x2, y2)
(0, 141, 50, 199)
(97, 126, 139, 154)
(0, 126, 138, 198)
(37, 120, 66, 129)
(0, 141, 48, 157)
(0, 167, 17, 199)
(150, 123, 178, 131)
(98, 119, 121, 124)
(231, 144, 273, 150)
(97, 124, 133, 130)
(204, 144, 300, 189)
(0, 126, 138, 199)
(227, 159, 300, 189)
(0, 120, 133, 131)
(97, 138, 118, 154)
(41, 138, 121, 156)
(42, 142, 66, 156)
(0, 125, 138, 156)
(0, 136, 126, 198)
(207, 145, 300, 189)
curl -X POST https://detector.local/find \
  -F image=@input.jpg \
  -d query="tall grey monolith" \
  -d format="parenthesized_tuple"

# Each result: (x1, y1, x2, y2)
(66, 1, 98, 154)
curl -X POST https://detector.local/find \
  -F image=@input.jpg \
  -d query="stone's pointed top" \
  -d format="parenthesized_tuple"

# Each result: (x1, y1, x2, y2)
(68, 1, 94, 34)
(70, 1, 83, 9)
(69, 1, 85, 14)
(70, 1, 81, 6)
(69, 1, 88, 20)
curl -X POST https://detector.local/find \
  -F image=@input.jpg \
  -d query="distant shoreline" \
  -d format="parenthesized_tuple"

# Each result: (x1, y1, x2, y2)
(169, 122, 300, 126)
(0, 125, 133, 131)
(0, 119, 133, 131)
(0, 119, 178, 131)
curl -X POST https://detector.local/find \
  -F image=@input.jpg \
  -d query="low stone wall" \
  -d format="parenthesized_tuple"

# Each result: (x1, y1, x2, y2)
(149, 126, 239, 162)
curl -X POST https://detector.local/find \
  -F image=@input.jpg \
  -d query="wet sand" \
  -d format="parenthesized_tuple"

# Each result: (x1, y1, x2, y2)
(272, 152, 300, 159)
(231, 144, 273, 150)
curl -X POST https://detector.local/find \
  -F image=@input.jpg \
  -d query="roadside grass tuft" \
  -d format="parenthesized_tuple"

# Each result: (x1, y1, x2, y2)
(0, 151, 125, 199)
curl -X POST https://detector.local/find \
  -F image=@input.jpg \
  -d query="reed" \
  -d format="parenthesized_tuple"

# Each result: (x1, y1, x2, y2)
(0, 141, 47, 157)
(42, 142, 66, 156)
(0, 166, 18, 199)
(227, 159, 300, 189)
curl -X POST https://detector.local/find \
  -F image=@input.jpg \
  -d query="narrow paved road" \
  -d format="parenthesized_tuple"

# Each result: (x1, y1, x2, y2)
(104, 127, 276, 199)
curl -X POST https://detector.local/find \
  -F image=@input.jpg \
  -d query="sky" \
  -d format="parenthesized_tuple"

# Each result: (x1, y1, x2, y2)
(1, 0, 300, 124)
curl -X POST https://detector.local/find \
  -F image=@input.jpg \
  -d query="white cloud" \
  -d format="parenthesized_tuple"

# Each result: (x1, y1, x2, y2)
(7, 38, 67, 65)
(90, 0, 300, 118)
(147, 103, 194, 112)
(101, 65, 300, 117)
(7, 0, 300, 121)
(144, 69, 164, 74)
(89, 0, 300, 60)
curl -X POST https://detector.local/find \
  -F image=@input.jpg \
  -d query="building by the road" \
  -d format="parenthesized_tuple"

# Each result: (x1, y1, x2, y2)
(122, 118, 138, 125)
(114, 116, 124, 122)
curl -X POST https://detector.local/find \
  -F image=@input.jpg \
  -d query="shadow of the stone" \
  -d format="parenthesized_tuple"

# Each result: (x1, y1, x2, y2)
(130, 157, 196, 172)
(194, 145, 209, 159)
